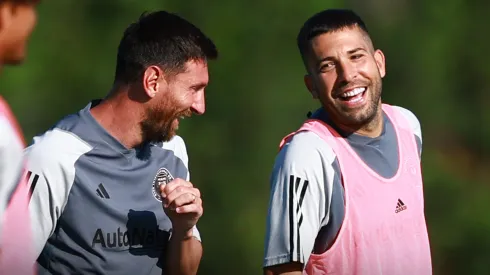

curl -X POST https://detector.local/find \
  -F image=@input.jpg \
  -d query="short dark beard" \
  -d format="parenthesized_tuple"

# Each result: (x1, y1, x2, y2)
(140, 104, 191, 144)
(356, 78, 382, 127)
(359, 76, 382, 127)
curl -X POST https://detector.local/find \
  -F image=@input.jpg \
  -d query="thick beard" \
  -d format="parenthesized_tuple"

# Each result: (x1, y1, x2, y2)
(355, 80, 382, 125)
(141, 105, 192, 144)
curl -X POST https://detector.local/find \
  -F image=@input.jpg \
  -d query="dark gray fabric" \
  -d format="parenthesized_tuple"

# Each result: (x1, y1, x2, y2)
(37, 101, 188, 275)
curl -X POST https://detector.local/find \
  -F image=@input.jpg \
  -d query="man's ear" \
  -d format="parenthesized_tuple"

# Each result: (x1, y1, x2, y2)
(374, 49, 386, 78)
(142, 66, 166, 98)
(304, 74, 319, 99)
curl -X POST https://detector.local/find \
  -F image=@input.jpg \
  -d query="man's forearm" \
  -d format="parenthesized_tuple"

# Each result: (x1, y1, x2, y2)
(165, 229, 202, 275)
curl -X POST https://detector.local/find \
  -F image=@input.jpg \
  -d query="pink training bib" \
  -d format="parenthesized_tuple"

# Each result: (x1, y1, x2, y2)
(280, 104, 432, 275)
(0, 96, 35, 275)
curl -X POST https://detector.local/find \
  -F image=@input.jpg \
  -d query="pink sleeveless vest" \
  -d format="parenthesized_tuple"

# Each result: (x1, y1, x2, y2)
(0, 96, 35, 274)
(280, 104, 432, 275)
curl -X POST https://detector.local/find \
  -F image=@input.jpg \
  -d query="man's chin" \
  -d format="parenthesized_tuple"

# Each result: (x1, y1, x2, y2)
(161, 129, 178, 143)
(335, 106, 377, 127)
(143, 129, 175, 144)
(4, 57, 25, 66)
(3, 50, 27, 66)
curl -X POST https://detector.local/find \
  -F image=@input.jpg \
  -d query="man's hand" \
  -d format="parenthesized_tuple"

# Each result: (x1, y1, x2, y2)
(160, 178, 203, 237)
(160, 178, 203, 275)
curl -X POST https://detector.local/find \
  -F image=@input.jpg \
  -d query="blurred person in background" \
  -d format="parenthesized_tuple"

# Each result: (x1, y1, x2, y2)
(263, 9, 432, 275)
(23, 11, 217, 275)
(0, 0, 40, 274)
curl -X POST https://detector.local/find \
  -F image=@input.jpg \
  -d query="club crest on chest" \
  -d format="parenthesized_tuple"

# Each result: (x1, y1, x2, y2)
(152, 167, 174, 202)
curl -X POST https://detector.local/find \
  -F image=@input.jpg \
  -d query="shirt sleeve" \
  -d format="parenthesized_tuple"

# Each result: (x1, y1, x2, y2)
(24, 147, 72, 258)
(263, 131, 337, 268)
(24, 129, 92, 259)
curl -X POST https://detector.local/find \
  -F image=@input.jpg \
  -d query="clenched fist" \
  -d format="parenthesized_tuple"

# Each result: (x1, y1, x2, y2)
(160, 178, 203, 237)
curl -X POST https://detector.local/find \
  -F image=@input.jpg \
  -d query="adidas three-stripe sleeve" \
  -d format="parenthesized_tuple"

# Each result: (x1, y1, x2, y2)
(263, 131, 335, 268)
(24, 129, 92, 259)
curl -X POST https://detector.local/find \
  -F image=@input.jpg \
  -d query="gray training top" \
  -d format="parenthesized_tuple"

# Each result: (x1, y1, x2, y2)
(263, 105, 422, 268)
(24, 100, 200, 275)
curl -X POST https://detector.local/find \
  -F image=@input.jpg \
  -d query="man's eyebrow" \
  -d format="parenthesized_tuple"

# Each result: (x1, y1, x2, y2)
(347, 47, 367, 54)
(315, 47, 368, 67)
(190, 82, 207, 90)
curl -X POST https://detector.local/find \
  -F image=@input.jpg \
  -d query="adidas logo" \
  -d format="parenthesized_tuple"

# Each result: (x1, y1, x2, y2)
(96, 183, 110, 199)
(395, 199, 407, 213)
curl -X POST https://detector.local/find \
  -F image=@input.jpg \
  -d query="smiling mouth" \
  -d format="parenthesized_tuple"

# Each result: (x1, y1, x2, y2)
(338, 87, 367, 104)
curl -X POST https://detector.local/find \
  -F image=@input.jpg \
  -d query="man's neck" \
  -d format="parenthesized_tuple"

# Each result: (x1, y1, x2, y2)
(352, 114, 383, 138)
(331, 109, 384, 138)
(90, 89, 144, 149)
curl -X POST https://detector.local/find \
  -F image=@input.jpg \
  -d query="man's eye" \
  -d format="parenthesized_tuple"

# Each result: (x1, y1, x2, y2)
(320, 62, 335, 71)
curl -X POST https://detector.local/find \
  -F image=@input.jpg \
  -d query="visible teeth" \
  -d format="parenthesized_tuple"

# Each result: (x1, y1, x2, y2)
(341, 87, 366, 98)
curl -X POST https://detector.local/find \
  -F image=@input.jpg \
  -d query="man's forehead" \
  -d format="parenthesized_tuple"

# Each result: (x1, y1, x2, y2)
(176, 60, 209, 83)
(184, 59, 208, 70)
(310, 27, 372, 55)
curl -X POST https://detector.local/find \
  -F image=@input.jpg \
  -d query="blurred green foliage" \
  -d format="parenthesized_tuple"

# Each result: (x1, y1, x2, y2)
(1, 0, 489, 274)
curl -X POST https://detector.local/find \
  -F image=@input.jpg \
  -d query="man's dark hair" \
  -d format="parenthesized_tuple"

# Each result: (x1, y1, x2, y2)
(114, 11, 218, 84)
(297, 9, 369, 64)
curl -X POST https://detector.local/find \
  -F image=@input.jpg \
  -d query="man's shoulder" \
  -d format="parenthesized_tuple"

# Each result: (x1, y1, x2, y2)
(390, 105, 422, 140)
(25, 127, 93, 169)
(276, 130, 337, 167)
(159, 135, 188, 167)
(26, 105, 94, 160)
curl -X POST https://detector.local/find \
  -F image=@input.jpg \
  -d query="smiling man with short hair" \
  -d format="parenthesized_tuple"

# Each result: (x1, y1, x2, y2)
(263, 9, 432, 275)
